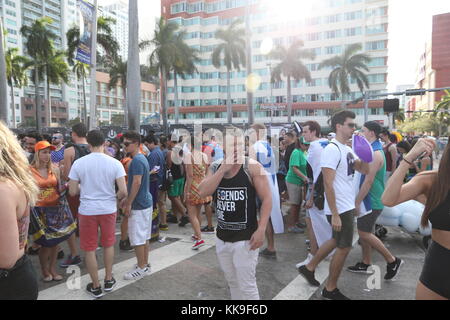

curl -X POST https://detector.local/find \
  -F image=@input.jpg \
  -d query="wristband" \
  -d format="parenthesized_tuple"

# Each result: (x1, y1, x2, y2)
(402, 158, 413, 166)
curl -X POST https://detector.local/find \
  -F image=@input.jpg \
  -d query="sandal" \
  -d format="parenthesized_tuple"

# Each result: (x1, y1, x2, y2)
(43, 275, 53, 282)
(52, 275, 63, 281)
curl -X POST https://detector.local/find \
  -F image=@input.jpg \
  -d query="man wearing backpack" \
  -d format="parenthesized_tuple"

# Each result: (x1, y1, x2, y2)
(298, 110, 369, 300)
(297, 121, 332, 268)
(60, 123, 91, 268)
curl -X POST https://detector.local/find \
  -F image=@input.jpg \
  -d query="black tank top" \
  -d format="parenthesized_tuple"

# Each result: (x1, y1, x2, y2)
(215, 165, 258, 242)
(429, 193, 450, 231)
(170, 148, 184, 180)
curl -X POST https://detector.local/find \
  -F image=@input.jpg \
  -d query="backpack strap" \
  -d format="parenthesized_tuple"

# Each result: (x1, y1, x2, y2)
(329, 142, 342, 170)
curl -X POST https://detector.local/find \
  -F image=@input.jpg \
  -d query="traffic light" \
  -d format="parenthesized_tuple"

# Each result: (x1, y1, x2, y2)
(383, 99, 400, 113)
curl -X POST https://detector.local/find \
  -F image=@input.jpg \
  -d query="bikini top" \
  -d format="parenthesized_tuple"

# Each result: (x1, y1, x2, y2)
(429, 193, 450, 231)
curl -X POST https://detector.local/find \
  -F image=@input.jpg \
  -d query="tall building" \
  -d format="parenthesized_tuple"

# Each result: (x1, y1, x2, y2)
(161, 0, 390, 128)
(100, 0, 128, 60)
(95, 71, 160, 125)
(410, 12, 450, 114)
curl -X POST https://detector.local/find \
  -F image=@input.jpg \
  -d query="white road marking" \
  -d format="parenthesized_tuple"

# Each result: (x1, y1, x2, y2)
(273, 232, 360, 300)
(38, 234, 216, 300)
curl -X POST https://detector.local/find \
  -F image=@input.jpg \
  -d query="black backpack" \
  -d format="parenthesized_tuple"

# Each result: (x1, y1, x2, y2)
(313, 143, 341, 210)
(66, 143, 91, 163)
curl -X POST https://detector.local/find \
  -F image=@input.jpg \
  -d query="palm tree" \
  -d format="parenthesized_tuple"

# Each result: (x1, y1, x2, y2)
(73, 61, 90, 124)
(212, 19, 246, 124)
(434, 90, 450, 136)
(127, 0, 141, 131)
(140, 18, 180, 133)
(43, 50, 70, 126)
(269, 40, 315, 123)
(5, 48, 30, 128)
(0, 21, 8, 124)
(21, 17, 57, 131)
(172, 31, 199, 124)
(319, 43, 371, 103)
(109, 59, 128, 126)
(66, 16, 119, 67)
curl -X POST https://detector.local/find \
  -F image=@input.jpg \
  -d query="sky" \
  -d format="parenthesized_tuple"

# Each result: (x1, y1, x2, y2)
(98, 0, 450, 91)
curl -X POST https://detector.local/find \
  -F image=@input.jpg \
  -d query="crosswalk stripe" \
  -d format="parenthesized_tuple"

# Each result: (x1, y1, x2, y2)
(38, 233, 217, 300)
(273, 232, 360, 300)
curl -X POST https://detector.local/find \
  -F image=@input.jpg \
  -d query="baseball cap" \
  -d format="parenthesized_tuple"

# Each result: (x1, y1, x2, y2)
(35, 141, 56, 153)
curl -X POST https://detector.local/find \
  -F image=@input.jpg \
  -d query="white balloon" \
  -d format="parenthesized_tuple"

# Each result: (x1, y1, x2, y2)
(376, 216, 400, 227)
(419, 222, 432, 236)
(396, 200, 424, 217)
(381, 206, 402, 219)
(400, 212, 421, 233)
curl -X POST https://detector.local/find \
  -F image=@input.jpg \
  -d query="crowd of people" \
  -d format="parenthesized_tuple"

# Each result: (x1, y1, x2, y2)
(0, 110, 449, 301)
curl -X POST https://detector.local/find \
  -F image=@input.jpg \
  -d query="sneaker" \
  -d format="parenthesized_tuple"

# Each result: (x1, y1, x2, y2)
(296, 253, 314, 269)
(201, 226, 215, 234)
(384, 257, 404, 280)
(296, 222, 307, 229)
(86, 283, 103, 299)
(57, 250, 65, 260)
(288, 226, 305, 234)
(192, 239, 205, 250)
(124, 266, 151, 280)
(159, 224, 169, 231)
(259, 248, 277, 259)
(298, 265, 320, 287)
(60, 255, 82, 268)
(119, 239, 134, 252)
(347, 262, 374, 274)
(178, 215, 190, 227)
(191, 234, 199, 242)
(167, 214, 178, 224)
(104, 277, 117, 292)
(322, 288, 350, 300)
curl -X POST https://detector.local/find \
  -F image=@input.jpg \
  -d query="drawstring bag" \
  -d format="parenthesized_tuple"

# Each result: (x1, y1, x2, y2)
(352, 134, 374, 163)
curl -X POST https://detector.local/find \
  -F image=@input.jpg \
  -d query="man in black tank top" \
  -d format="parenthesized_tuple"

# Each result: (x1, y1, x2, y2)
(199, 131, 272, 300)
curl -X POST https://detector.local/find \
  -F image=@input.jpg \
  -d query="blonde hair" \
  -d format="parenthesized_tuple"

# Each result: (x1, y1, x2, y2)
(31, 148, 53, 171)
(0, 122, 39, 205)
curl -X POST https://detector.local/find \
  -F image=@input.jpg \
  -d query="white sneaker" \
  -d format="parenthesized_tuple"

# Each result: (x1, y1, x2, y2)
(124, 266, 150, 280)
(296, 253, 314, 269)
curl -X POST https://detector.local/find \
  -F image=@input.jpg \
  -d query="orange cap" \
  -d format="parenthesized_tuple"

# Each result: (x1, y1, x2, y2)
(35, 141, 56, 153)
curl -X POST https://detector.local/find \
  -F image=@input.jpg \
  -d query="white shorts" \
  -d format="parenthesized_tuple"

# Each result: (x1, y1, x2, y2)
(128, 207, 153, 246)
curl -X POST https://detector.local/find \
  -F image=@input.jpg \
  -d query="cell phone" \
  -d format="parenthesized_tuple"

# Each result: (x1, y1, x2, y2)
(152, 166, 160, 171)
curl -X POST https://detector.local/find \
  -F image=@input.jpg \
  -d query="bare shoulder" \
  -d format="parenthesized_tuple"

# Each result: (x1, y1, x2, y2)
(64, 146, 75, 155)
(413, 171, 435, 191)
(248, 158, 266, 177)
(0, 180, 22, 205)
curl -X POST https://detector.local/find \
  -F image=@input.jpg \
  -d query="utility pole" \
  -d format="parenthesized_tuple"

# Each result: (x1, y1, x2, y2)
(88, 0, 98, 130)
(245, 0, 254, 125)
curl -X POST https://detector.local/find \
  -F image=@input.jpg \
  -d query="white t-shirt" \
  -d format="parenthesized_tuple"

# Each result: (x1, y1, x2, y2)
(320, 139, 357, 215)
(307, 138, 329, 183)
(69, 152, 126, 215)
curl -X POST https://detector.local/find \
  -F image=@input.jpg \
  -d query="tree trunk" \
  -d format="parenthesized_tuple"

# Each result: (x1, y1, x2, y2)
(123, 86, 128, 127)
(47, 77, 52, 127)
(10, 81, 16, 128)
(34, 66, 42, 131)
(127, 0, 141, 131)
(82, 71, 87, 124)
(161, 65, 168, 134)
(174, 72, 179, 125)
(0, 21, 8, 125)
(287, 75, 292, 124)
(227, 69, 232, 124)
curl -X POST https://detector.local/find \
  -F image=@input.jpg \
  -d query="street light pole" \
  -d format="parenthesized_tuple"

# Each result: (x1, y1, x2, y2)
(88, 0, 98, 130)
(267, 61, 273, 125)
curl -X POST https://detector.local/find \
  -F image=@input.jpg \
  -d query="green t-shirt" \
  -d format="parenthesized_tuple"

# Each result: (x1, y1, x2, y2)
(286, 149, 307, 186)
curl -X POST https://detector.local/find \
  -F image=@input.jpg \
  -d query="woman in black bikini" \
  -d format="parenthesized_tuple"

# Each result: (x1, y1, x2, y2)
(383, 138, 450, 300)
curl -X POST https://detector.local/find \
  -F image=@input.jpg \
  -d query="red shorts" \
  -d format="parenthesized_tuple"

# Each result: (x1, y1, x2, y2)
(78, 213, 117, 252)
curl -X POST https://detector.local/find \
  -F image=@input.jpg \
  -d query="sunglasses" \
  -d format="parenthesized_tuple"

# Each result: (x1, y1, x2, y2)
(123, 142, 136, 147)
(52, 136, 61, 140)
(345, 123, 357, 129)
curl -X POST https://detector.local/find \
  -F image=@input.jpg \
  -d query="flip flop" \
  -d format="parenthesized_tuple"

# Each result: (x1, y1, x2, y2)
(43, 275, 53, 282)
(52, 275, 63, 282)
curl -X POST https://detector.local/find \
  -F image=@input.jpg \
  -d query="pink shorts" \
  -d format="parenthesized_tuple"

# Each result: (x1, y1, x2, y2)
(78, 213, 117, 252)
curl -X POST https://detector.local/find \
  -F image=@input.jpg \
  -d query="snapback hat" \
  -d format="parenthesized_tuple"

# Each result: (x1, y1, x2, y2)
(35, 141, 56, 153)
